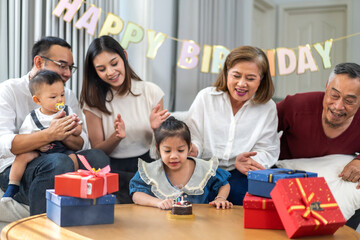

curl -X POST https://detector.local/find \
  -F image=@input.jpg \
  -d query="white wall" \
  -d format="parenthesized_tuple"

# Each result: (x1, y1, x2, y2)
(273, 0, 360, 63)
(174, 0, 253, 111)
(1, 0, 359, 110)
(146, 0, 177, 110)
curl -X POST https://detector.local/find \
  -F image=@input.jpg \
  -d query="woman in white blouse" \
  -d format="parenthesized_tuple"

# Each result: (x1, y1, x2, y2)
(185, 46, 280, 205)
(80, 36, 169, 203)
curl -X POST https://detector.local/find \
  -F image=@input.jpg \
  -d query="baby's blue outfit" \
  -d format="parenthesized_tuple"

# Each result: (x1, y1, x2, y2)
(129, 157, 230, 203)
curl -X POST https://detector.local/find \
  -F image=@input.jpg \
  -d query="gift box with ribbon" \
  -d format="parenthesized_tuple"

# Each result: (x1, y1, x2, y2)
(46, 189, 116, 227)
(243, 192, 284, 230)
(55, 155, 118, 199)
(248, 168, 317, 198)
(270, 177, 346, 238)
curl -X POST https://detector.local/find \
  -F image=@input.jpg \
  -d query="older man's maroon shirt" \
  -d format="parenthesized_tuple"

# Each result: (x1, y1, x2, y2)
(277, 92, 360, 160)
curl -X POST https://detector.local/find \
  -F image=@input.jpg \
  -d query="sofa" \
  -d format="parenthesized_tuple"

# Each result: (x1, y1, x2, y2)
(0, 189, 30, 231)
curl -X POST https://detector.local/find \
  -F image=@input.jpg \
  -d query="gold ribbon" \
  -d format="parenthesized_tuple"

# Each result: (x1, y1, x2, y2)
(262, 199, 266, 210)
(268, 170, 308, 183)
(246, 196, 272, 210)
(287, 178, 338, 227)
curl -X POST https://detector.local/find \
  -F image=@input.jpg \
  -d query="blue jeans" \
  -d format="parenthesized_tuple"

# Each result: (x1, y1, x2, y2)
(227, 169, 248, 205)
(0, 149, 109, 215)
(110, 151, 153, 204)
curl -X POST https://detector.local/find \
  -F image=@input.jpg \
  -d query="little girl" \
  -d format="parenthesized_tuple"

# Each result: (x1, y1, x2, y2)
(129, 117, 233, 210)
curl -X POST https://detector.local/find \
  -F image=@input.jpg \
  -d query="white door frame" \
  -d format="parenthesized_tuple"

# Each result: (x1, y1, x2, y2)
(253, 0, 276, 49)
(277, 0, 353, 61)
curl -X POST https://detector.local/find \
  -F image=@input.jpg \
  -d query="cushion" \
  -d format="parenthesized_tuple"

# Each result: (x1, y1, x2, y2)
(276, 154, 360, 220)
(0, 189, 30, 223)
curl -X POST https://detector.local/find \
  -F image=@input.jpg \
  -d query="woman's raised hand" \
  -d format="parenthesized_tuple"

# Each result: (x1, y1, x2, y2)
(114, 113, 126, 139)
(150, 104, 170, 130)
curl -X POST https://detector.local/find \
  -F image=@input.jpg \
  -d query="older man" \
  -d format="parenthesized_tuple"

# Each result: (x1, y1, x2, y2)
(277, 62, 360, 229)
(0, 37, 109, 215)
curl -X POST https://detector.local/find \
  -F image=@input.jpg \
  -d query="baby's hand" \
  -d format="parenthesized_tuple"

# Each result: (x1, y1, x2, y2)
(73, 113, 81, 121)
(209, 197, 233, 209)
(71, 114, 81, 126)
(38, 144, 53, 152)
(157, 199, 173, 210)
(70, 114, 82, 136)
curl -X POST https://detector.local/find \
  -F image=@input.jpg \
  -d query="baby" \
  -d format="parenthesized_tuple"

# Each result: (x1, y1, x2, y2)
(1, 70, 81, 202)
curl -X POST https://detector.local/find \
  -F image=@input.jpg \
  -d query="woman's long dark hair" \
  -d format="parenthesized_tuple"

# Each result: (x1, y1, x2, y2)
(80, 35, 142, 114)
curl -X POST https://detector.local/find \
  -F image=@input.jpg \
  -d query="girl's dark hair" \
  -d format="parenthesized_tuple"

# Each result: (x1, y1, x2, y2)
(80, 35, 142, 114)
(155, 117, 191, 149)
(29, 70, 63, 96)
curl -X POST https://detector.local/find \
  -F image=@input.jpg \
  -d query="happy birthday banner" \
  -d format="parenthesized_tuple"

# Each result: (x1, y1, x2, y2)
(53, 0, 360, 76)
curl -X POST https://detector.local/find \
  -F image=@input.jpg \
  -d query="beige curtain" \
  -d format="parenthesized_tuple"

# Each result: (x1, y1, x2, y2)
(0, 0, 121, 97)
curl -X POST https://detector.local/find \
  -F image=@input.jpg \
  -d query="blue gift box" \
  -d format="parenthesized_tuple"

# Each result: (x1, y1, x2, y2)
(46, 189, 116, 227)
(247, 168, 317, 198)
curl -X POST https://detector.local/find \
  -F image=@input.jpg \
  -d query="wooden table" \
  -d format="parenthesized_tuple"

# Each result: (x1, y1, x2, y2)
(1, 204, 360, 240)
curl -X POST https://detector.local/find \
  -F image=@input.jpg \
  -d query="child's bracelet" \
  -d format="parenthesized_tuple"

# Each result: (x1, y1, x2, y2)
(214, 196, 227, 201)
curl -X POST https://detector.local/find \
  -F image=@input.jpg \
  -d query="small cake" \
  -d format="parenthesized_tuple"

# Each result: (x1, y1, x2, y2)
(167, 196, 194, 219)
(171, 201, 192, 215)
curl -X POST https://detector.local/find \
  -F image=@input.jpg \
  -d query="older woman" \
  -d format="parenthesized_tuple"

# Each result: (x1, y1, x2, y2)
(185, 46, 279, 205)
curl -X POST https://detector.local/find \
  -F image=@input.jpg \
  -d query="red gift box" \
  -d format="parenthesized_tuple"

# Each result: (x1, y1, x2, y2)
(55, 155, 118, 199)
(270, 177, 346, 238)
(243, 192, 284, 229)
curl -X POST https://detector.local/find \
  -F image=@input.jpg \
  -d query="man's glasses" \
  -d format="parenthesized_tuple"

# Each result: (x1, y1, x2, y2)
(40, 56, 77, 74)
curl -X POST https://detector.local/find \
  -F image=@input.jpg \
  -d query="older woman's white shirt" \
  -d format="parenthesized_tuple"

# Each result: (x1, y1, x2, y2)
(185, 87, 279, 171)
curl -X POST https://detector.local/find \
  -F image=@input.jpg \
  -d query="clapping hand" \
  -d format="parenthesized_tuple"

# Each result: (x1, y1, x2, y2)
(114, 114, 126, 139)
(150, 104, 170, 130)
(235, 152, 265, 175)
(47, 110, 78, 141)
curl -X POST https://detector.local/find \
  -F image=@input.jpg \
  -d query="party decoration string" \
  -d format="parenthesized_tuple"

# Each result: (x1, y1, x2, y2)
(53, 0, 360, 76)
